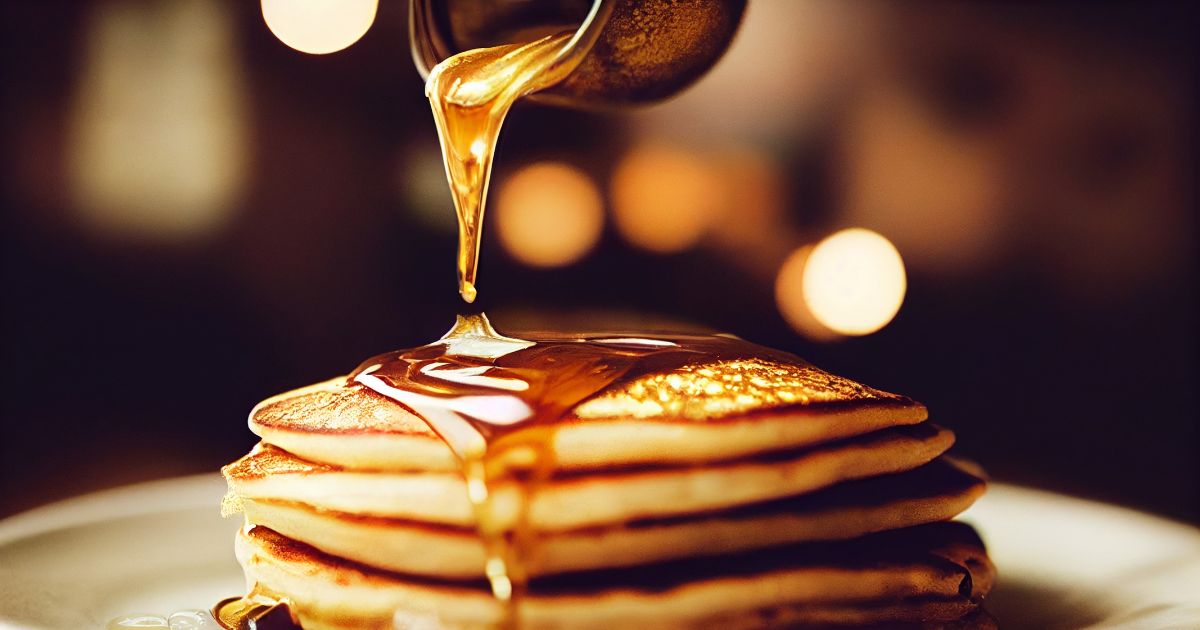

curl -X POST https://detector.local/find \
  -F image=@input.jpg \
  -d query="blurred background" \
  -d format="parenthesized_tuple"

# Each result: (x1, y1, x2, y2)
(1, 1, 1195, 523)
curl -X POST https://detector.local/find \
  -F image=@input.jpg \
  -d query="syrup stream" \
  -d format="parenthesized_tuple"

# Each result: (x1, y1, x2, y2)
(425, 31, 580, 303)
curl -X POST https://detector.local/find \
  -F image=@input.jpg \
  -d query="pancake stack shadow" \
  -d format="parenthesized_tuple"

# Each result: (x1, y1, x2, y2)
(223, 357, 995, 629)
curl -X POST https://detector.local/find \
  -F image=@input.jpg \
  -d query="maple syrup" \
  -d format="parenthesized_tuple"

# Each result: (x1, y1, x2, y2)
(211, 592, 299, 630)
(425, 31, 579, 303)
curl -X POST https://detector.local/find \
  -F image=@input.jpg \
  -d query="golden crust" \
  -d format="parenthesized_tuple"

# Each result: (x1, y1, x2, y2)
(222, 443, 335, 481)
(249, 358, 924, 439)
(249, 378, 438, 438)
(570, 358, 919, 421)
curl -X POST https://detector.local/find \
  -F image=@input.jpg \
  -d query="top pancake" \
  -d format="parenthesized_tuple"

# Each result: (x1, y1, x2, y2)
(250, 357, 926, 472)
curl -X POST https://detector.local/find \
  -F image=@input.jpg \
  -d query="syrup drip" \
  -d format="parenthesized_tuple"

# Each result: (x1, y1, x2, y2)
(211, 592, 299, 630)
(350, 313, 782, 621)
(425, 31, 579, 303)
(417, 23, 626, 619)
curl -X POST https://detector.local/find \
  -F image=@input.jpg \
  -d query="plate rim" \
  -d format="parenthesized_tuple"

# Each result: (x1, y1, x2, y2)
(0, 474, 227, 546)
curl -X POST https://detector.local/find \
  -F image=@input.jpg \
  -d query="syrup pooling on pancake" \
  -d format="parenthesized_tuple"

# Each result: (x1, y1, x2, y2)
(350, 313, 796, 605)
(350, 314, 801, 448)
(426, 31, 579, 303)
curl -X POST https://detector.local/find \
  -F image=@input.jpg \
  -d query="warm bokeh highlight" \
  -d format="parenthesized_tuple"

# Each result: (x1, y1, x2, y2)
(261, 0, 377, 55)
(801, 229, 907, 336)
(774, 246, 839, 342)
(496, 162, 604, 268)
(776, 230, 907, 338)
(611, 144, 721, 253)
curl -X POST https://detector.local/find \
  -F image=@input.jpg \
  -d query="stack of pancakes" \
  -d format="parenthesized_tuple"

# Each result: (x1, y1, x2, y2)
(223, 357, 994, 629)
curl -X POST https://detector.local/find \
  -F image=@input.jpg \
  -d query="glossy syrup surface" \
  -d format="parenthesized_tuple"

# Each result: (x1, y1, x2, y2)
(210, 592, 300, 630)
(349, 313, 782, 617)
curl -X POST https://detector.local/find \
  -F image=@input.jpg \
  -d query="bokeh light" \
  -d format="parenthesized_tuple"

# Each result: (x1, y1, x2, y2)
(774, 246, 841, 342)
(800, 229, 907, 336)
(610, 143, 721, 253)
(495, 162, 604, 268)
(261, 0, 377, 55)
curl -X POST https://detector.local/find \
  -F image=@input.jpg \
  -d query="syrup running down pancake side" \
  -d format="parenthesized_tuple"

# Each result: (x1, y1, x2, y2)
(349, 313, 798, 611)
(419, 28, 761, 609)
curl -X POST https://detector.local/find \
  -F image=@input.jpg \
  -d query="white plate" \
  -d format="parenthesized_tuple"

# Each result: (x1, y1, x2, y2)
(959, 485, 1200, 629)
(1, 476, 1197, 629)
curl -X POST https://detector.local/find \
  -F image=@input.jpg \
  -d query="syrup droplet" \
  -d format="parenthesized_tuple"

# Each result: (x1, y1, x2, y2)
(212, 596, 300, 630)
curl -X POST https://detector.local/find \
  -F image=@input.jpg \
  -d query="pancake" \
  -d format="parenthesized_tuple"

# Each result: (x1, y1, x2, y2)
(224, 423, 954, 530)
(223, 323, 992, 628)
(249, 358, 926, 472)
(235, 521, 994, 630)
(236, 457, 985, 579)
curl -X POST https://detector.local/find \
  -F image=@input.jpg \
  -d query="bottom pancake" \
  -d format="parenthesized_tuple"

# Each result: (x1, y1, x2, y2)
(235, 522, 994, 630)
